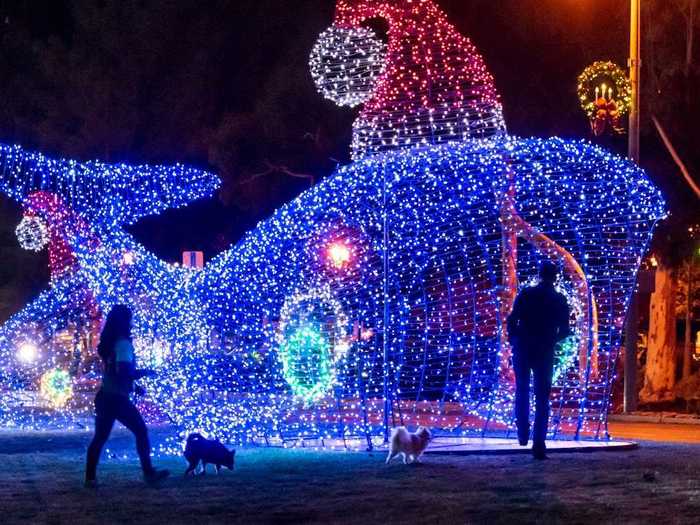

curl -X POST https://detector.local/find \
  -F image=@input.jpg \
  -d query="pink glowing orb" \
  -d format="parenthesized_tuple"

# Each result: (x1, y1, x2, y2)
(327, 242, 352, 269)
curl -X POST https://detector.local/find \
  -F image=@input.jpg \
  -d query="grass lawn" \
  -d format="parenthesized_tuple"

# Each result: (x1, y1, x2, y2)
(1, 429, 699, 524)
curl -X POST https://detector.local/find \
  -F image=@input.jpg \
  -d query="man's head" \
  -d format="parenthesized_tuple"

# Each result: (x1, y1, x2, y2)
(539, 261, 559, 284)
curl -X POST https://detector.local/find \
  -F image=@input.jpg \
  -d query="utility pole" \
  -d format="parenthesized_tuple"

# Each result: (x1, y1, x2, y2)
(624, 0, 641, 413)
(628, 0, 641, 164)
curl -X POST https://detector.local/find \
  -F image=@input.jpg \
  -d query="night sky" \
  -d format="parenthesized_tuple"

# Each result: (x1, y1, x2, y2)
(0, 0, 696, 320)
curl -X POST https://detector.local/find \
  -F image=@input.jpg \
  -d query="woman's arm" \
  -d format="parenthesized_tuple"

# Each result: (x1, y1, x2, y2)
(507, 291, 525, 342)
(113, 340, 156, 382)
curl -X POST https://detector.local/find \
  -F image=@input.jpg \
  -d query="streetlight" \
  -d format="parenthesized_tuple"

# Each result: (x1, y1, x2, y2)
(624, 0, 641, 413)
(628, 0, 641, 163)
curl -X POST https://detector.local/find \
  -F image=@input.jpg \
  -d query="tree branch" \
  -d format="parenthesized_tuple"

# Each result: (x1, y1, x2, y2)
(236, 160, 315, 186)
(652, 115, 700, 199)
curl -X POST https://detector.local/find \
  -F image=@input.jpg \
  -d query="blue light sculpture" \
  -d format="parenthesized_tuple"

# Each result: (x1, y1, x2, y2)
(0, 0, 665, 448)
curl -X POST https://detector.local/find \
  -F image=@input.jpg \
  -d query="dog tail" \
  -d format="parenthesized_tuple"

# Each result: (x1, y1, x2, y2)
(390, 426, 409, 450)
(390, 426, 406, 439)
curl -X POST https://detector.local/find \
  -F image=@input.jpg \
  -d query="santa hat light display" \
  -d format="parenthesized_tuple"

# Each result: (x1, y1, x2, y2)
(312, 0, 507, 160)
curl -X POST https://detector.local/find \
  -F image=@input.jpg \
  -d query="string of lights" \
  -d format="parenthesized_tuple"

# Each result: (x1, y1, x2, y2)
(0, 0, 665, 450)
(0, 143, 220, 228)
(329, 0, 507, 160)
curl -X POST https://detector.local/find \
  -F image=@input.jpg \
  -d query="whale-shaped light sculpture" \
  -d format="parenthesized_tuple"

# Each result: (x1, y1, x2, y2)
(0, 0, 664, 447)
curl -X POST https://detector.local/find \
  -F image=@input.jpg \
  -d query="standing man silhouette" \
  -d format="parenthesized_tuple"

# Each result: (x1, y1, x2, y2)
(507, 262, 570, 459)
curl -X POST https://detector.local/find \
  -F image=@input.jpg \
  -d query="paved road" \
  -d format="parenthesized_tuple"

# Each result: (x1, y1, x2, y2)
(609, 421, 700, 443)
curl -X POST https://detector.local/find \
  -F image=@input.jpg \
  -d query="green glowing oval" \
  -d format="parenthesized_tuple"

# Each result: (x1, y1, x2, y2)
(278, 325, 334, 402)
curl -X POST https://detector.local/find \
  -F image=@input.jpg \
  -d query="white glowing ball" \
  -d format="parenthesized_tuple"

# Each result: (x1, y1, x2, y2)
(15, 215, 49, 252)
(16, 342, 39, 364)
(310, 26, 387, 108)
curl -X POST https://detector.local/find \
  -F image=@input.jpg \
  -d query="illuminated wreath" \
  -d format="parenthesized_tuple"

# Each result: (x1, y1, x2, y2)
(309, 26, 387, 108)
(553, 280, 584, 384)
(276, 284, 350, 402)
(577, 61, 631, 118)
(16, 215, 49, 252)
(40, 368, 73, 408)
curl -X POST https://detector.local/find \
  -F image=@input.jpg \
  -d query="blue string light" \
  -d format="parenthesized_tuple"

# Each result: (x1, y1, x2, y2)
(0, 0, 667, 450)
(0, 136, 665, 447)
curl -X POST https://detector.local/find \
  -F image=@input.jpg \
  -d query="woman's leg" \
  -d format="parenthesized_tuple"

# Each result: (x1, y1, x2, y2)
(86, 392, 116, 481)
(114, 396, 154, 474)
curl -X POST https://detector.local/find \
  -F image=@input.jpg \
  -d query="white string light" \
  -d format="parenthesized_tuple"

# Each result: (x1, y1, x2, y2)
(310, 26, 387, 108)
(15, 215, 49, 252)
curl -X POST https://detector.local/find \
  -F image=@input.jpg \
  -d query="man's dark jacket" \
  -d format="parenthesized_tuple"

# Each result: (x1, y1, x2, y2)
(507, 283, 570, 354)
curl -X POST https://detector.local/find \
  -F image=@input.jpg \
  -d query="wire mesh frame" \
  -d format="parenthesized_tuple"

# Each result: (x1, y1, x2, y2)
(0, 139, 665, 445)
(337, 140, 664, 445)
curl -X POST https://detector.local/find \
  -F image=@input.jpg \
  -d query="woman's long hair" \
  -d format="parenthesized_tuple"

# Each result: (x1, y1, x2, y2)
(97, 305, 133, 361)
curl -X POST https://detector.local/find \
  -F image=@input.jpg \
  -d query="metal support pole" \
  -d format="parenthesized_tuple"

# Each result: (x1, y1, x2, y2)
(628, 0, 641, 163)
(624, 291, 639, 413)
(382, 165, 390, 443)
(623, 0, 641, 413)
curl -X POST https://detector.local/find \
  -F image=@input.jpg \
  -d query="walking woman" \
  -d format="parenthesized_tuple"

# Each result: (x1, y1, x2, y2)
(85, 305, 169, 487)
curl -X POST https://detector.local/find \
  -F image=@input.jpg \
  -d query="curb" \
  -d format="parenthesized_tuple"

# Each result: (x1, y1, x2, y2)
(425, 441, 639, 456)
(609, 414, 700, 425)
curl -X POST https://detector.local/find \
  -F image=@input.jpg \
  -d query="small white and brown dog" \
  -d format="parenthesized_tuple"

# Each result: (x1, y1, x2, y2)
(385, 426, 432, 464)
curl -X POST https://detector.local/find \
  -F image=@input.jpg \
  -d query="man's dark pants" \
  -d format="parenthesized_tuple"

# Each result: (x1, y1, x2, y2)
(513, 345, 555, 450)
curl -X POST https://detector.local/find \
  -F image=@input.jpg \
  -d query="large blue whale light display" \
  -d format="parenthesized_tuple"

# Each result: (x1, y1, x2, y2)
(0, 0, 665, 447)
